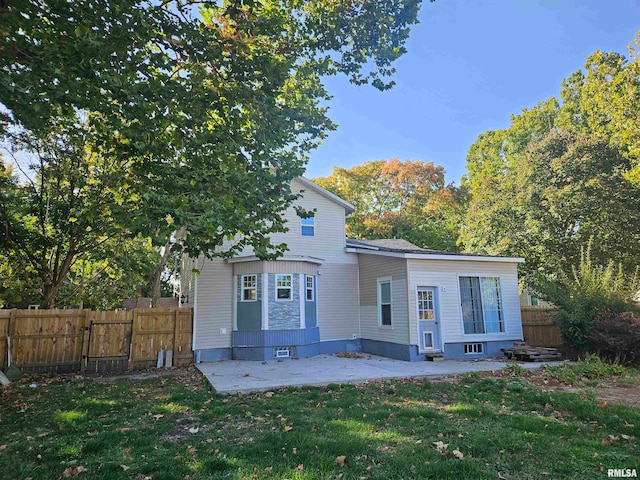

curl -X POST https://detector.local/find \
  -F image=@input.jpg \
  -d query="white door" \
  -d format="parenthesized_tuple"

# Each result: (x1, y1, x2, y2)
(417, 287, 440, 351)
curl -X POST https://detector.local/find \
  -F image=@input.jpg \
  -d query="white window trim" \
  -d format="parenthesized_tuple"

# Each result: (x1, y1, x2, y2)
(457, 274, 506, 336)
(240, 274, 257, 302)
(464, 343, 485, 355)
(305, 275, 314, 302)
(377, 276, 393, 328)
(416, 287, 436, 321)
(301, 216, 315, 236)
(275, 274, 293, 302)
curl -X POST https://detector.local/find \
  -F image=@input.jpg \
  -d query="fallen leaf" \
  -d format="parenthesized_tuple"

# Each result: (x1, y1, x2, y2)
(152, 414, 164, 420)
(620, 434, 634, 441)
(292, 448, 297, 454)
(457, 434, 464, 439)
(284, 426, 293, 432)
(118, 427, 133, 433)
(188, 427, 200, 434)
(452, 448, 464, 459)
(437, 433, 444, 438)
(0, 445, 7, 451)
(597, 402, 608, 409)
(264, 391, 274, 398)
(601, 437, 614, 446)
(593, 453, 599, 458)
(335, 455, 346, 467)
(433, 441, 449, 454)
(120, 465, 130, 472)
(63, 466, 87, 477)
(296, 464, 304, 472)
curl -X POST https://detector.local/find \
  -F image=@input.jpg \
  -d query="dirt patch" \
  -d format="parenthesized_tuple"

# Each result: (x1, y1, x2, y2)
(89, 367, 195, 383)
(334, 352, 365, 359)
(542, 384, 640, 408)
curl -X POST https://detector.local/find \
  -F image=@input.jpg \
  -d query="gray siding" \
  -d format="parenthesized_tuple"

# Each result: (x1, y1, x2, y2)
(358, 254, 409, 346)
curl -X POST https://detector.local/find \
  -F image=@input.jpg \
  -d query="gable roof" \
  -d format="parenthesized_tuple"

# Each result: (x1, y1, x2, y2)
(346, 238, 524, 263)
(296, 176, 356, 215)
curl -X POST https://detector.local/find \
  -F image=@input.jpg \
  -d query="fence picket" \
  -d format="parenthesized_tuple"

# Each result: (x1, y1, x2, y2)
(2, 307, 192, 374)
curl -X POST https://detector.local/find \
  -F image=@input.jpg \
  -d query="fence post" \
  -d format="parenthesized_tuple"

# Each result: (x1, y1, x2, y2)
(8, 309, 17, 367)
(80, 310, 91, 374)
(171, 308, 179, 367)
(128, 310, 137, 371)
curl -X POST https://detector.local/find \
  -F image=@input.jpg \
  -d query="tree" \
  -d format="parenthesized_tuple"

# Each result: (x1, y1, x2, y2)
(314, 159, 468, 251)
(0, 0, 427, 307)
(535, 242, 639, 355)
(460, 48, 640, 283)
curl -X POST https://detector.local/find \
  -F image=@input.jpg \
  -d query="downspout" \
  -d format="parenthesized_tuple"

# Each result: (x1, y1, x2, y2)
(192, 272, 199, 363)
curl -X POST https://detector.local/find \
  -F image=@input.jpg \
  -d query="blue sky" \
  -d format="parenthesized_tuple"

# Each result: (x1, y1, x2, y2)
(305, 0, 640, 184)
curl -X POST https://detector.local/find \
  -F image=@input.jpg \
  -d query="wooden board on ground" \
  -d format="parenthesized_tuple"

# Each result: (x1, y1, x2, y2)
(502, 344, 563, 362)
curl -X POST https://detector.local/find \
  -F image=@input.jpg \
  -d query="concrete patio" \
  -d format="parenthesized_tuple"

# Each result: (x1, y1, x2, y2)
(196, 353, 562, 394)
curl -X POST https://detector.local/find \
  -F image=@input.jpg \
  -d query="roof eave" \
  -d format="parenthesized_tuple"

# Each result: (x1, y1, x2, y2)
(346, 248, 525, 263)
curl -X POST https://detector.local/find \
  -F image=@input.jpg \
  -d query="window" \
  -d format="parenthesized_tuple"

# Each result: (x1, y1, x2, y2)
(377, 278, 392, 327)
(301, 216, 315, 236)
(464, 343, 484, 354)
(306, 275, 314, 301)
(241, 275, 257, 301)
(459, 276, 504, 334)
(417, 289, 435, 320)
(276, 274, 292, 300)
(530, 295, 539, 306)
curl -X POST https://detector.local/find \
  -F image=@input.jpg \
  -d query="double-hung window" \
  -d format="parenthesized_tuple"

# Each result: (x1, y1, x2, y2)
(305, 275, 314, 301)
(377, 277, 392, 327)
(241, 275, 257, 301)
(459, 276, 504, 334)
(276, 274, 292, 301)
(301, 217, 315, 236)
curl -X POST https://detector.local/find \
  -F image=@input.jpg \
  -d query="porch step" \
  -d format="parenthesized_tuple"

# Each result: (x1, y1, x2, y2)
(424, 351, 444, 362)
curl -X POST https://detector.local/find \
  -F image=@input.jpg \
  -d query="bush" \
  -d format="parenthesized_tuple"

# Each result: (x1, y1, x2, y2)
(534, 242, 638, 354)
(589, 312, 640, 365)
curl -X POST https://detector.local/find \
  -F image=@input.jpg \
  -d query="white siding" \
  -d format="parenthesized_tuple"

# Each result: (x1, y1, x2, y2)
(233, 261, 318, 276)
(193, 257, 234, 350)
(191, 177, 362, 348)
(407, 259, 523, 346)
(358, 255, 409, 345)
(316, 262, 360, 341)
(223, 178, 357, 266)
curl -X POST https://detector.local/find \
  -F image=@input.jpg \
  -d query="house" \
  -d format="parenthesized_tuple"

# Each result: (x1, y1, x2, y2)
(180, 177, 524, 362)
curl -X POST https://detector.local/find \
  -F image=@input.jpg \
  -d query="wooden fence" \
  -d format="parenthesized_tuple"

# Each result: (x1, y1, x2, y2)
(0, 308, 192, 374)
(520, 307, 563, 347)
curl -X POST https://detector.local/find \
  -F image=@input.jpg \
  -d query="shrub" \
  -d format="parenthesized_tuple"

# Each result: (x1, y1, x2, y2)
(589, 312, 640, 365)
(535, 242, 638, 354)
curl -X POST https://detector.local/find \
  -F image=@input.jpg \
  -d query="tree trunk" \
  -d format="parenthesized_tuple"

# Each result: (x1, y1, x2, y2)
(147, 236, 175, 308)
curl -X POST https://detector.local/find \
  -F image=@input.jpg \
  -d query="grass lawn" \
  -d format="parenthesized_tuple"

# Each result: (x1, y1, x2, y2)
(1, 360, 639, 480)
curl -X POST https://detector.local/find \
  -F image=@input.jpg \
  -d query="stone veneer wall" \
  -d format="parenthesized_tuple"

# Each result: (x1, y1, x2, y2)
(268, 274, 300, 329)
